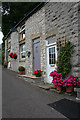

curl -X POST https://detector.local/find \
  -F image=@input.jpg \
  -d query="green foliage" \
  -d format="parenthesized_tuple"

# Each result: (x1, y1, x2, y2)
(57, 41, 74, 78)
(2, 2, 40, 37)
(2, 2, 40, 65)
(18, 66, 25, 71)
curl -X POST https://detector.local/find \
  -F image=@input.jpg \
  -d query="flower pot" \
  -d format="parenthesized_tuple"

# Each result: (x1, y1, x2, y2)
(53, 84, 57, 89)
(35, 74, 41, 77)
(66, 86, 73, 93)
(57, 86, 62, 92)
(19, 71, 23, 75)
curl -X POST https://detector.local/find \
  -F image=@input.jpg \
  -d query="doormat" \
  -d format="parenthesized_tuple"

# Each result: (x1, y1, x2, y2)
(48, 98, 80, 119)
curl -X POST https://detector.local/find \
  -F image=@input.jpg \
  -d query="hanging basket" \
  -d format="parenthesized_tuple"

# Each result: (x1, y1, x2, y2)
(14, 56, 17, 59)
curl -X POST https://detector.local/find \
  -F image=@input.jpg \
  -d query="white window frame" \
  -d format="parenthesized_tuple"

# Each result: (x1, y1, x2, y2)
(19, 24, 25, 41)
(48, 46, 56, 65)
(20, 44, 25, 59)
(8, 39, 11, 49)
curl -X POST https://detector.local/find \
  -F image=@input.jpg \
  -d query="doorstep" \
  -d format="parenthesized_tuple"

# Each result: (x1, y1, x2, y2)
(18, 74, 53, 90)
(18, 74, 44, 79)
(18, 74, 77, 99)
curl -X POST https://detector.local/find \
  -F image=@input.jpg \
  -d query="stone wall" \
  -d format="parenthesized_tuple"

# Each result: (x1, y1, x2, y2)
(8, 31, 26, 72)
(45, 2, 79, 78)
(25, 7, 46, 78)
(5, 2, 80, 81)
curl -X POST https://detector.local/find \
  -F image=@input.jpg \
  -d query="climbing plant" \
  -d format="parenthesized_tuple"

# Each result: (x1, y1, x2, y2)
(57, 41, 74, 78)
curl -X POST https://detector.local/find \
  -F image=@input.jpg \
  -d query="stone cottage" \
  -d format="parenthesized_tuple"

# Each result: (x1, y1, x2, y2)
(5, 2, 80, 83)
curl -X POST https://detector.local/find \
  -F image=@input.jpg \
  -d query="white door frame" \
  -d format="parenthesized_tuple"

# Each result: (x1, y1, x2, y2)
(46, 36, 57, 83)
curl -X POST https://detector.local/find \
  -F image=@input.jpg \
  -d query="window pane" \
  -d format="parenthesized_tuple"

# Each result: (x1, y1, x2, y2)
(21, 44, 25, 58)
(20, 24, 25, 40)
(9, 43, 11, 48)
(49, 47, 56, 64)
(8, 39, 11, 49)
(53, 47, 55, 52)
(23, 45, 25, 51)
(23, 34, 25, 39)
(22, 30, 25, 39)
(49, 58, 51, 64)
(54, 53, 55, 64)
(49, 54, 51, 58)
(21, 52, 25, 58)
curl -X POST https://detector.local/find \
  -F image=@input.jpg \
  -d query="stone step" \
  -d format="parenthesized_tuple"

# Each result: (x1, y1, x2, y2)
(18, 74, 44, 79)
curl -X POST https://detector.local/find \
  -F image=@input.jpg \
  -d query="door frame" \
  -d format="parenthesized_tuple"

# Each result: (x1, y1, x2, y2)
(32, 37, 41, 72)
(46, 36, 57, 83)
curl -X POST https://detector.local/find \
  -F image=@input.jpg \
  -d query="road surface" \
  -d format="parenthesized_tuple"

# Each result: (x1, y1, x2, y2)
(2, 68, 72, 118)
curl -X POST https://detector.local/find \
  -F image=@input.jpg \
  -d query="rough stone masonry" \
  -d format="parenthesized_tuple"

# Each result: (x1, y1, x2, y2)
(5, 2, 80, 83)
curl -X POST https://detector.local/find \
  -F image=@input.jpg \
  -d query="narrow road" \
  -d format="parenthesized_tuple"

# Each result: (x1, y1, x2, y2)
(2, 68, 71, 118)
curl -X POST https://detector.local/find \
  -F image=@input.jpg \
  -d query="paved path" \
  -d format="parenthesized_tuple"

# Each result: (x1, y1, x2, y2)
(2, 68, 76, 118)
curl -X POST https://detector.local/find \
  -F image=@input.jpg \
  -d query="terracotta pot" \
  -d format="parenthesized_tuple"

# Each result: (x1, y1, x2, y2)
(66, 86, 73, 93)
(57, 86, 62, 92)
(19, 71, 23, 75)
(53, 84, 57, 89)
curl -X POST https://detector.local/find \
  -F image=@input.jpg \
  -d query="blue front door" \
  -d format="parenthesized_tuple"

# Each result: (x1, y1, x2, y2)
(33, 38, 40, 72)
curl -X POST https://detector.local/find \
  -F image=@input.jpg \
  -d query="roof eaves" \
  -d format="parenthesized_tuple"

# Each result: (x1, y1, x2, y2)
(4, 2, 45, 40)
(14, 2, 45, 28)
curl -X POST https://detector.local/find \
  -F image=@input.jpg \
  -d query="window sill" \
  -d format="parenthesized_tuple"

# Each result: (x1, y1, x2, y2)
(19, 39, 25, 45)
(19, 59, 26, 62)
(19, 38, 25, 43)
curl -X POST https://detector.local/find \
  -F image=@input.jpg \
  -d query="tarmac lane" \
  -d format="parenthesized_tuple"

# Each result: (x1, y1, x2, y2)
(2, 67, 77, 119)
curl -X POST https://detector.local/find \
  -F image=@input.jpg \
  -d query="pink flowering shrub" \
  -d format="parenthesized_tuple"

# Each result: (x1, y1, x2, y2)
(49, 70, 57, 77)
(50, 70, 80, 87)
(50, 70, 63, 86)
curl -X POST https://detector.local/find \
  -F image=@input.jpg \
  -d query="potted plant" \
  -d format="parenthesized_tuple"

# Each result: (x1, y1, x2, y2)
(33, 70, 42, 77)
(18, 66, 25, 75)
(50, 70, 57, 89)
(73, 76, 80, 87)
(63, 75, 74, 93)
(54, 78, 63, 92)
(12, 53, 17, 59)
(50, 70, 62, 90)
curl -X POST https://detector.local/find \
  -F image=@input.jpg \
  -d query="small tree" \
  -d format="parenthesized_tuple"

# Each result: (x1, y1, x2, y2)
(57, 41, 74, 78)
